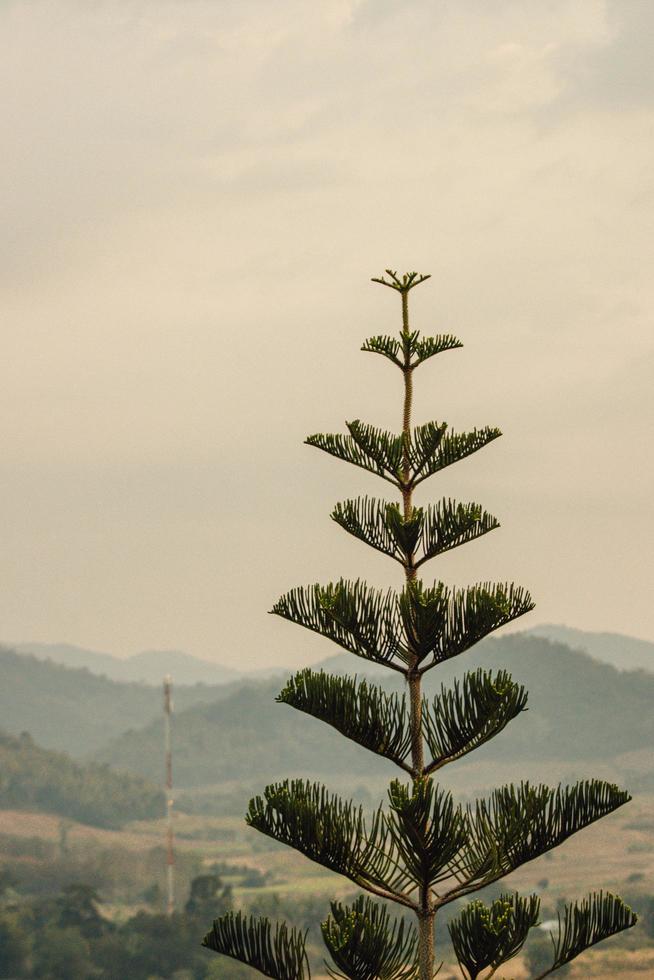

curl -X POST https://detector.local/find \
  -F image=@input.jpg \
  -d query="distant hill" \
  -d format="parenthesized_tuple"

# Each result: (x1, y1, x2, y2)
(0, 647, 243, 757)
(13, 625, 652, 681)
(526, 624, 654, 673)
(0, 729, 164, 828)
(12, 641, 246, 686)
(93, 635, 654, 788)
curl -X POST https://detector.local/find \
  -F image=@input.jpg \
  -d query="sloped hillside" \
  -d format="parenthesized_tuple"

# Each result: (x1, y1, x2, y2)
(94, 635, 654, 787)
(0, 730, 164, 828)
(0, 646, 237, 756)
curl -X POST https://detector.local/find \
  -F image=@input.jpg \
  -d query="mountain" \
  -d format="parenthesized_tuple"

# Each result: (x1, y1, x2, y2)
(0, 729, 164, 828)
(526, 624, 654, 673)
(93, 635, 654, 789)
(14, 625, 654, 682)
(11, 642, 247, 686)
(0, 646, 244, 757)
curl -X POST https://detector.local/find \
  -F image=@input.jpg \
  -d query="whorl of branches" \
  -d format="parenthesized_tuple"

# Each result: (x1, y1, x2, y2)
(306, 421, 501, 488)
(277, 668, 527, 776)
(362, 329, 463, 369)
(271, 579, 534, 674)
(331, 497, 499, 568)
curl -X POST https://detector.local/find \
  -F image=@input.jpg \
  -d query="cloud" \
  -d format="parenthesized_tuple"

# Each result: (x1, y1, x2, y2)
(1, 0, 652, 656)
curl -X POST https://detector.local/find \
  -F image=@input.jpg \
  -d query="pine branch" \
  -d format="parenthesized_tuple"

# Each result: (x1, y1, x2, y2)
(361, 331, 463, 369)
(402, 580, 535, 670)
(360, 334, 403, 367)
(202, 911, 310, 979)
(246, 780, 415, 906)
(448, 892, 540, 980)
(270, 580, 408, 673)
(387, 779, 468, 889)
(412, 426, 502, 485)
(322, 895, 420, 980)
(411, 333, 463, 366)
(415, 500, 500, 566)
(532, 891, 637, 978)
(408, 422, 448, 478)
(371, 270, 431, 292)
(306, 422, 403, 485)
(331, 498, 499, 567)
(423, 669, 528, 773)
(277, 669, 413, 772)
(331, 498, 418, 564)
(450, 781, 631, 897)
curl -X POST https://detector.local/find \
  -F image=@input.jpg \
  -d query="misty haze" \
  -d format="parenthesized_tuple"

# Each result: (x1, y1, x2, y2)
(1, 2, 653, 979)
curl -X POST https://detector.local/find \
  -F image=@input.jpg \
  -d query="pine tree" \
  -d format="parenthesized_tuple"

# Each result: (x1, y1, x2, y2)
(203, 271, 637, 979)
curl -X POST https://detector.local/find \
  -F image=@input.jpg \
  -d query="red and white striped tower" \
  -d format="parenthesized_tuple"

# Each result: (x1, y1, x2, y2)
(163, 674, 175, 916)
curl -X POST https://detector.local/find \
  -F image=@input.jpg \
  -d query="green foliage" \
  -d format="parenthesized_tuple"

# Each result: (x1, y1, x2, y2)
(0, 645, 228, 758)
(448, 892, 540, 979)
(322, 895, 419, 980)
(278, 668, 527, 777)
(0, 729, 164, 828)
(386, 780, 467, 890)
(56, 883, 106, 937)
(306, 420, 406, 484)
(331, 497, 499, 568)
(202, 911, 310, 979)
(278, 670, 413, 770)
(271, 579, 405, 671)
(94, 635, 654, 787)
(411, 425, 502, 486)
(543, 892, 638, 975)
(271, 580, 534, 674)
(370, 270, 431, 293)
(246, 780, 407, 901)
(186, 875, 233, 919)
(461, 781, 631, 893)
(306, 421, 502, 489)
(0, 908, 31, 977)
(422, 669, 527, 772)
(399, 580, 535, 670)
(203, 270, 636, 978)
(32, 925, 94, 980)
(0, 872, 242, 979)
(361, 328, 462, 369)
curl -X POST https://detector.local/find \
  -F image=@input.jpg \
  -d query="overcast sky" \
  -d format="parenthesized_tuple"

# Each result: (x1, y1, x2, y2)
(2, 0, 653, 669)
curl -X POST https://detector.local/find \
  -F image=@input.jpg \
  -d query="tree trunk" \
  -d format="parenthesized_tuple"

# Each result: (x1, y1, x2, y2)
(418, 910, 435, 980)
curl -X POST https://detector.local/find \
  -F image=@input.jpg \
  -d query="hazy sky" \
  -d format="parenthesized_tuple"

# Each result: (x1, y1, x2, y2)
(2, 0, 653, 669)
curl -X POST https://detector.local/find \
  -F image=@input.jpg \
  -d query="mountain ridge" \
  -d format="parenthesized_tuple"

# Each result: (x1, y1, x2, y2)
(10, 625, 654, 683)
(0, 646, 255, 757)
(9, 641, 263, 686)
(525, 624, 654, 673)
(93, 634, 654, 789)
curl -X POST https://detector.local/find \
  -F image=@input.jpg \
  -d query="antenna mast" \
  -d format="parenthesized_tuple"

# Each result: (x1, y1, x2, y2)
(163, 674, 175, 916)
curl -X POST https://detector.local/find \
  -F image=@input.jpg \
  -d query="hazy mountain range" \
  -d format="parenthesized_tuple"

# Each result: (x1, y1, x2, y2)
(1, 629, 652, 824)
(0, 646, 245, 756)
(8, 623, 653, 684)
(526, 624, 654, 673)
(9, 641, 285, 686)
(4, 630, 651, 784)
(92, 634, 654, 790)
